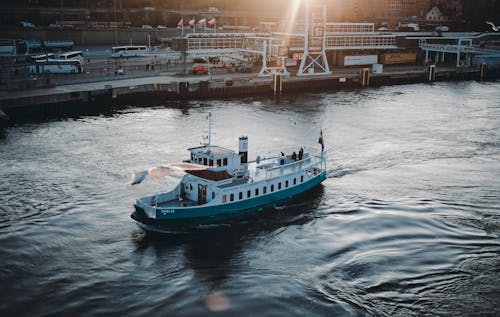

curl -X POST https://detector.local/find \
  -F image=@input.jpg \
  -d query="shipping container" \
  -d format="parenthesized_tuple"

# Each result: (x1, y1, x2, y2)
(342, 55, 378, 66)
(379, 53, 417, 65)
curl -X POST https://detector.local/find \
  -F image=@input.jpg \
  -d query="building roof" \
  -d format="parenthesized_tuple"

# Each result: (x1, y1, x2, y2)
(186, 169, 233, 181)
(188, 145, 235, 156)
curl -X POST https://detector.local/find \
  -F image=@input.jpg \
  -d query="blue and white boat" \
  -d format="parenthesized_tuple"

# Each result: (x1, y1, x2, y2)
(131, 114, 327, 232)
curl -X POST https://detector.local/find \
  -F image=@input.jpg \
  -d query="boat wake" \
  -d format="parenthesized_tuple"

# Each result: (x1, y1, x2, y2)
(273, 203, 306, 210)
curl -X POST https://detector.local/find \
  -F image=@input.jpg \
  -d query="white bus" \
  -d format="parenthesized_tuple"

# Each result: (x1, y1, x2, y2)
(58, 50, 84, 63)
(110, 45, 148, 57)
(27, 59, 83, 74)
(31, 53, 55, 62)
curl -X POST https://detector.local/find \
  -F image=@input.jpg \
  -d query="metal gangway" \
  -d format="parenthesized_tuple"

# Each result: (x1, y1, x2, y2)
(419, 35, 500, 67)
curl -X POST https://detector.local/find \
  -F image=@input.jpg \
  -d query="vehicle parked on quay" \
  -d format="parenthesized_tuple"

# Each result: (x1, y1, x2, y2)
(31, 53, 55, 62)
(20, 21, 35, 28)
(57, 51, 85, 64)
(110, 45, 148, 58)
(27, 59, 83, 74)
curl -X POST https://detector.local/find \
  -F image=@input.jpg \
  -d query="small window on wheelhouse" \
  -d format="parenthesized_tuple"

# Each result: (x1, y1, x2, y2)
(203, 158, 208, 165)
(223, 158, 228, 166)
(217, 159, 222, 166)
(293, 178, 296, 185)
(209, 159, 214, 166)
(212, 192, 215, 199)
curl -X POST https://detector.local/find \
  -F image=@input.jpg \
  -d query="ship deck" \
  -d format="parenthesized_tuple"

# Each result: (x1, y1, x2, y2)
(156, 199, 198, 208)
(249, 154, 318, 181)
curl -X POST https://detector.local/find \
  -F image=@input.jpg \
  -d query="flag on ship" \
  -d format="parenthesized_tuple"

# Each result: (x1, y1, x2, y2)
(197, 18, 207, 28)
(318, 130, 324, 151)
(208, 18, 216, 27)
(177, 18, 183, 29)
(188, 18, 195, 28)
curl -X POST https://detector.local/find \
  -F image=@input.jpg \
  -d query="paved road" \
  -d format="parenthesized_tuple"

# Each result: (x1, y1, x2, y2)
(0, 71, 261, 101)
(0, 64, 471, 105)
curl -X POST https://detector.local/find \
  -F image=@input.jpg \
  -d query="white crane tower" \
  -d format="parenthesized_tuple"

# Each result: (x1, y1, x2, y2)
(297, 1, 331, 76)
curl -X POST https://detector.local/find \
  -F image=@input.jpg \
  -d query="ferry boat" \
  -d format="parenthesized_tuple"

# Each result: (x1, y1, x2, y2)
(131, 114, 327, 232)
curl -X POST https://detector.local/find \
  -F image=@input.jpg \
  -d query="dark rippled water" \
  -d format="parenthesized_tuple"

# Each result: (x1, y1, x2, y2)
(1, 81, 500, 316)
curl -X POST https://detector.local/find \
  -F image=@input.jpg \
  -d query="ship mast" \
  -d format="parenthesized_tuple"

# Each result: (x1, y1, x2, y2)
(207, 112, 212, 152)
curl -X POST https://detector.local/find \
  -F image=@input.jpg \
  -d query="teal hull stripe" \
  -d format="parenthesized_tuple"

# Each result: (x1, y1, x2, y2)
(154, 171, 326, 221)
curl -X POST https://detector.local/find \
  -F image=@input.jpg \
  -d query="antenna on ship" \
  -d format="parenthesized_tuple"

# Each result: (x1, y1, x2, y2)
(206, 112, 212, 152)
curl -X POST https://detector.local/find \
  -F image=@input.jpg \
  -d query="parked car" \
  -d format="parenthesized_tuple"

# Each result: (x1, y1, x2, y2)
(435, 26, 449, 32)
(192, 64, 208, 75)
(142, 25, 153, 30)
(20, 21, 35, 28)
(157, 25, 167, 29)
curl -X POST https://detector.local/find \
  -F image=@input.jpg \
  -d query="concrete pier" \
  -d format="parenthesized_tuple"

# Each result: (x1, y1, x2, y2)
(0, 65, 486, 121)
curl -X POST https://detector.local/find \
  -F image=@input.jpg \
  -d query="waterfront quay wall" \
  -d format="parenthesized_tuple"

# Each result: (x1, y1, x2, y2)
(0, 66, 489, 122)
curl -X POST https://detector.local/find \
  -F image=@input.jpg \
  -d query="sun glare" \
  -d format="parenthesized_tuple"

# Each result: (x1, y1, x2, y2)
(285, 0, 302, 35)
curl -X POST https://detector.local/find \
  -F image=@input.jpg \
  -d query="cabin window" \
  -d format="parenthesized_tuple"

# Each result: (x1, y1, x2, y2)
(223, 158, 228, 166)
(293, 178, 296, 185)
(230, 193, 234, 202)
(255, 188, 259, 196)
(203, 158, 208, 165)
(222, 195, 226, 203)
(190, 184, 193, 191)
(271, 184, 274, 192)
(212, 192, 215, 199)
(278, 183, 282, 190)
(263, 186, 267, 194)
(301, 175, 304, 183)
(239, 192, 243, 200)
(285, 180, 289, 188)
(191, 153, 195, 161)
(247, 190, 251, 198)
(209, 159, 214, 166)
(217, 159, 222, 166)
(198, 157, 202, 164)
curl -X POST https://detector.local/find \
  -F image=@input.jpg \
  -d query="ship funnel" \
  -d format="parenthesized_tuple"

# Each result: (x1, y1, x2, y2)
(239, 136, 248, 164)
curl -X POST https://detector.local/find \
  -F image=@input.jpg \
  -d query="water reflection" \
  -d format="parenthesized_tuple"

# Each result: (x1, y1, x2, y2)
(1, 81, 499, 316)
(132, 185, 326, 284)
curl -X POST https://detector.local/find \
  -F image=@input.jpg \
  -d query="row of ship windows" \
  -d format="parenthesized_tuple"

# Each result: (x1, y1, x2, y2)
(221, 175, 304, 203)
(193, 155, 228, 166)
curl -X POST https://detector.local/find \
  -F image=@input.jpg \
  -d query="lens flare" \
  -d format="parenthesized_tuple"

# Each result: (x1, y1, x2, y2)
(285, 0, 302, 35)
